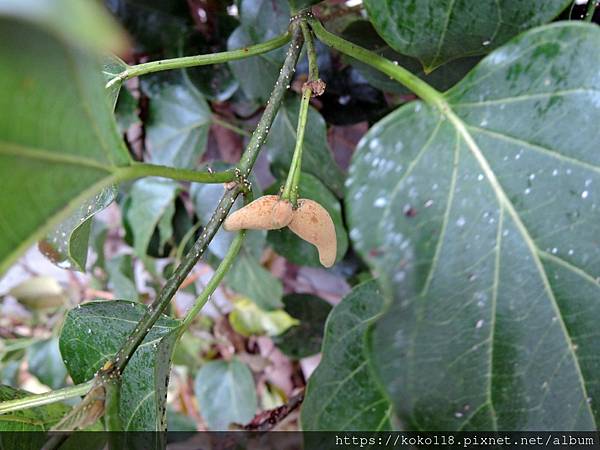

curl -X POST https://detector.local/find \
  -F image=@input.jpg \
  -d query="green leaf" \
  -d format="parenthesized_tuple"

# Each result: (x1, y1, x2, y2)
(145, 76, 211, 169)
(59, 301, 180, 430)
(0, 18, 130, 276)
(229, 298, 299, 337)
(273, 293, 332, 359)
(0, 384, 70, 431)
(125, 178, 179, 259)
(0, 0, 126, 53)
(106, 254, 138, 301)
(346, 23, 600, 430)
(9, 276, 67, 310)
(363, 0, 571, 71)
(27, 338, 67, 390)
(341, 20, 479, 94)
(265, 97, 345, 196)
(227, 0, 290, 102)
(225, 249, 284, 311)
(301, 281, 391, 430)
(194, 358, 257, 430)
(267, 173, 348, 267)
(39, 186, 117, 272)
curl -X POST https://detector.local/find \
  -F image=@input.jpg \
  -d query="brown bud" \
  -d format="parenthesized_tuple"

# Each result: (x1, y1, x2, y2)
(223, 195, 293, 231)
(288, 199, 337, 268)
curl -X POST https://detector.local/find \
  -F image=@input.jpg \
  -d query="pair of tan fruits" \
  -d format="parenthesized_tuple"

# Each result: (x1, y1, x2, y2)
(224, 195, 336, 268)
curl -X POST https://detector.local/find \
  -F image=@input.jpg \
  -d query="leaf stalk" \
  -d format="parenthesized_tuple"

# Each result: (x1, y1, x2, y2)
(105, 32, 291, 88)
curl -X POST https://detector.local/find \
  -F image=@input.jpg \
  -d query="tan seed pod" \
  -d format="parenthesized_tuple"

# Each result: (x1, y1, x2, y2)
(288, 199, 337, 268)
(223, 195, 293, 231)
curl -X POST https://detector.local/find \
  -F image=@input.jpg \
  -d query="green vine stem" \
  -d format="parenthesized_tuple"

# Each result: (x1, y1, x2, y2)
(117, 162, 236, 184)
(281, 22, 317, 205)
(178, 230, 246, 337)
(301, 21, 319, 82)
(281, 86, 311, 205)
(308, 19, 444, 109)
(106, 32, 291, 89)
(0, 380, 94, 415)
(585, 0, 597, 21)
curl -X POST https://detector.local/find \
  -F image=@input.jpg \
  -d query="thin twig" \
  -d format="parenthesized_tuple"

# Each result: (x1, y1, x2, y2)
(243, 390, 305, 431)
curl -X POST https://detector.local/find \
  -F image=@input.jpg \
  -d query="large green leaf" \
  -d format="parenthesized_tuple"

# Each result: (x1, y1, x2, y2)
(145, 76, 211, 169)
(227, 0, 290, 102)
(59, 301, 180, 430)
(194, 358, 257, 430)
(265, 97, 345, 196)
(267, 173, 348, 267)
(363, 0, 571, 72)
(0, 17, 130, 276)
(347, 23, 600, 430)
(301, 281, 391, 430)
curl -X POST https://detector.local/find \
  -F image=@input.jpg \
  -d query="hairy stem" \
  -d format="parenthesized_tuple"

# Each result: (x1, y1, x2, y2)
(178, 230, 246, 337)
(117, 162, 236, 184)
(106, 33, 291, 89)
(309, 19, 443, 108)
(112, 184, 241, 372)
(0, 380, 94, 415)
(585, 0, 597, 21)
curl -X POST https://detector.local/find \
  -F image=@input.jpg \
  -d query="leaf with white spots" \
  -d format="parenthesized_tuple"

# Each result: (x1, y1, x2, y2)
(347, 23, 600, 430)
(59, 301, 180, 430)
